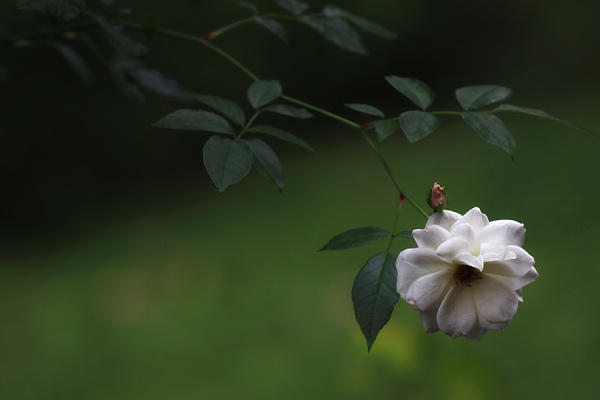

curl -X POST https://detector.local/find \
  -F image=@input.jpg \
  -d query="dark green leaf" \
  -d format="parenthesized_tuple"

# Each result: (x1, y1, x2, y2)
(320, 227, 390, 251)
(127, 68, 190, 100)
(16, 0, 86, 21)
(345, 103, 385, 118)
(192, 94, 246, 126)
(94, 15, 147, 57)
(385, 76, 434, 110)
(399, 111, 440, 143)
(456, 85, 512, 110)
(203, 136, 253, 192)
(398, 230, 415, 240)
(247, 80, 282, 109)
(495, 104, 591, 132)
(352, 252, 399, 351)
(263, 104, 312, 118)
(153, 109, 235, 135)
(233, 0, 258, 13)
(55, 43, 93, 84)
(299, 15, 367, 55)
(99, 0, 119, 4)
(322, 5, 397, 40)
(272, 0, 309, 15)
(374, 120, 398, 142)
(461, 112, 515, 157)
(247, 125, 315, 153)
(243, 138, 284, 191)
(254, 17, 288, 44)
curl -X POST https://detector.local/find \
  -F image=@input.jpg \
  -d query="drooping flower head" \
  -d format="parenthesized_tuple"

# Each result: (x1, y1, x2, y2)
(396, 207, 538, 340)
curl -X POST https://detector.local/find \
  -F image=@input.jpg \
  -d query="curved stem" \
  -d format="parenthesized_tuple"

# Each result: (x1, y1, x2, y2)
(236, 110, 261, 140)
(208, 13, 297, 39)
(5, 17, 429, 219)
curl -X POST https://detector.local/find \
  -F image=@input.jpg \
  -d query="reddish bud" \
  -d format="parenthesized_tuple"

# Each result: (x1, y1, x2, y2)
(398, 194, 405, 206)
(427, 182, 447, 212)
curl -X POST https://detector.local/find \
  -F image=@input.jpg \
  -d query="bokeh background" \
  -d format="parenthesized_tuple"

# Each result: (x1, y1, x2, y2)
(1, 1, 599, 399)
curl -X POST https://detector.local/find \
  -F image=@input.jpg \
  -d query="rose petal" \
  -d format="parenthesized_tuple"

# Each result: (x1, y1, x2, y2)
(453, 207, 489, 233)
(480, 220, 526, 247)
(405, 269, 452, 311)
(426, 210, 461, 231)
(472, 275, 520, 330)
(488, 266, 538, 292)
(454, 253, 484, 271)
(396, 248, 449, 298)
(437, 285, 485, 339)
(449, 223, 476, 245)
(480, 243, 508, 263)
(413, 225, 451, 250)
(484, 246, 535, 278)
(436, 238, 470, 263)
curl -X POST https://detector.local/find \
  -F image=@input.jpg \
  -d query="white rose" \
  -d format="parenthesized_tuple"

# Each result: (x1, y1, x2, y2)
(396, 207, 538, 340)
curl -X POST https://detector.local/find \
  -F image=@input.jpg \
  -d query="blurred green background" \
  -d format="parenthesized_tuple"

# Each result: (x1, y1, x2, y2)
(1, 1, 599, 399)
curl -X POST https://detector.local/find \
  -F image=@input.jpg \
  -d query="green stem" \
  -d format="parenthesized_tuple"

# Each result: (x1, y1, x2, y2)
(5, 17, 429, 219)
(236, 111, 261, 140)
(208, 13, 297, 39)
(281, 95, 359, 129)
(385, 202, 403, 252)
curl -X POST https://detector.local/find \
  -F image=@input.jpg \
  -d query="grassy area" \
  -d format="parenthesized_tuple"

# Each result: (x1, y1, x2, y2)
(1, 106, 599, 400)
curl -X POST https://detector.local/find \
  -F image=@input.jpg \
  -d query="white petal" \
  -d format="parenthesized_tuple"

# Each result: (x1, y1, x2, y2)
(449, 223, 476, 244)
(437, 285, 485, 339)
(453, 207, 489, 233)
(396, 248, 449, 298)
(426, 210, 461, 230)
(472, 275, 520, 330)
(420, 308, 441, 333)
(480, 220, 526, 247)
(413, 225, 451, 250)
(436, 238, 469, 263)
(406, 269, 452, 311)
(484, 246, 535, 278)
(454, 253, 484, 271)
(480, 242, 507, 262)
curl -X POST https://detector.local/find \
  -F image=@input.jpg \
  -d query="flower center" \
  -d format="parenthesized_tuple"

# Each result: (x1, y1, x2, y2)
(453, 264, 483, 287)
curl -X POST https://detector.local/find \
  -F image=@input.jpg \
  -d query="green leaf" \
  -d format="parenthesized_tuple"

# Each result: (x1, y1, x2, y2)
(322, 5, 397, 40)
(374, 120, 398, 142)
(385, 76, 434, 110)
(247, 80, 282, 109)
(299, 15, 367, 55)
(247, 125, 315, 153)
(192, 94, 246, 126)
(345, 103, 385, 118)
(272, 0, 309, 15)
(153, 110, 235, 135)
(399, 111, 440, 143)
(456, 85, 512, 110)
(16, 0, 86, 21)
(494, 103, 592, 133)
(126, 68, 190, 100)
(254, 17, 288, 44)
(203, 136, 253, 193)
(233, 0, 258, 13)
(263, 104, 312, 118)
(320, 227, 390, 251)
(243, 138, 284, 191)
(398, 230, 415, 240)
(352, 252, 399, 351)
(461, 112, 515, 157)
(93, 15, 147, 57)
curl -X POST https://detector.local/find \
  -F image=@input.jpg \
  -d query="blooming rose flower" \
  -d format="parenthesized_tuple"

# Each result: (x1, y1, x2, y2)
(396, 207, 538, 340)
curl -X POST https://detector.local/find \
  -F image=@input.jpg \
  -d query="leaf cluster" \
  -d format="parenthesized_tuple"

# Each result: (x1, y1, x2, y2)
(233, 0, 397, 54)
(153, 80, 315, 193)
(346, 76, 584, 158)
